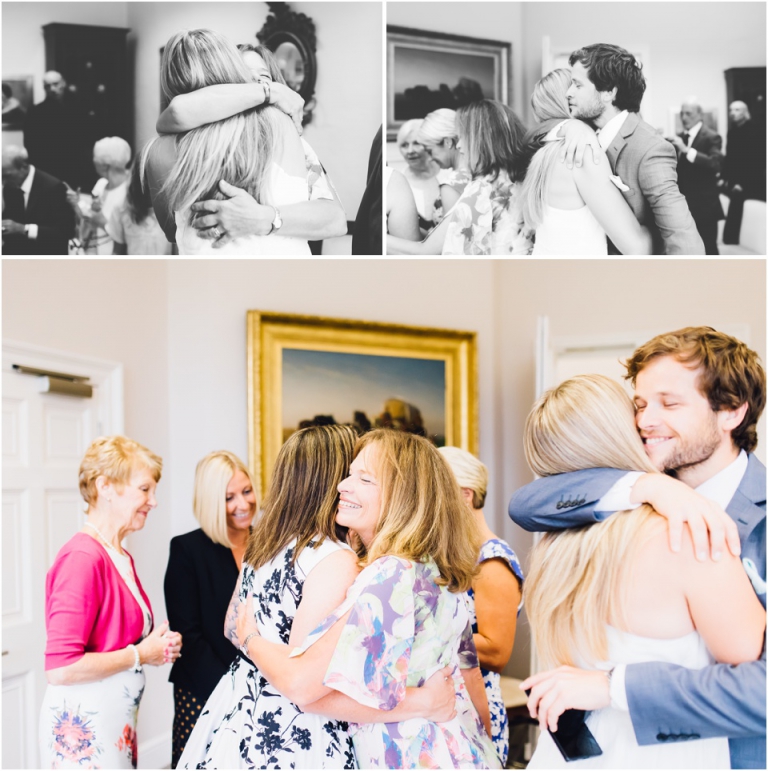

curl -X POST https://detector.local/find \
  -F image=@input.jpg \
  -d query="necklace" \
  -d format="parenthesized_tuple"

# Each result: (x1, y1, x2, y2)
(84, 521, 124, 556)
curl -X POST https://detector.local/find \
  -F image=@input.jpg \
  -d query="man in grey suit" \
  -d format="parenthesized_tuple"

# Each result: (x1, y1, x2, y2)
(509, 327, 765, 769)
(559, 44, 704, 255)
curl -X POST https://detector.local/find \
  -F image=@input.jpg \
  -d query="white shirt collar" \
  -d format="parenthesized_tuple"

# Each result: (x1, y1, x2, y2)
(597, 110, 629, 149)
(20, 165, 35, 203)
(695, 450, 749, 510)
(684, 121, 703, 145)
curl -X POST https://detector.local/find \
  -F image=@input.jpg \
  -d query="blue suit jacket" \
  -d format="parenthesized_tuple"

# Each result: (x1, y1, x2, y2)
(508, 456, 766, 769)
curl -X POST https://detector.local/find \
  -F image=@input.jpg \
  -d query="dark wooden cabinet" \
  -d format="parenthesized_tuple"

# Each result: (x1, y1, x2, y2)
(725, 67, 766, 124)
(43, 23, 131, 187)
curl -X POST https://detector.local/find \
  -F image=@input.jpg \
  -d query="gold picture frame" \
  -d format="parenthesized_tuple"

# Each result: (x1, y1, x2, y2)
(247, 311, 478, 499)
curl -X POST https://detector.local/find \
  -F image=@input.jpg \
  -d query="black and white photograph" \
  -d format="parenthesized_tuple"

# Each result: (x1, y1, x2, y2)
(385, 2, 766, 256)
(1, 1, 382, 256)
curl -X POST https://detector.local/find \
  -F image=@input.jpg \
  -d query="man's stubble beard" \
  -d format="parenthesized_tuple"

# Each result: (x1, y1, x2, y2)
(658, 411, 722, 476)
(572, 93, 605, 122)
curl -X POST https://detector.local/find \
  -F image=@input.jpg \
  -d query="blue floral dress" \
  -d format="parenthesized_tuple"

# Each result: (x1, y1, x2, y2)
(292, 554, 501, 769)
(178, 539, 356, 769)
(442, 171, 532, 255)
(466, 539, 524, 767)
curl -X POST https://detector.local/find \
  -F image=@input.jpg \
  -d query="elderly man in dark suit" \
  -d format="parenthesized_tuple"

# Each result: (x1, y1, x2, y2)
(667, 98, 724, 254)
(2, 145, 75, 255)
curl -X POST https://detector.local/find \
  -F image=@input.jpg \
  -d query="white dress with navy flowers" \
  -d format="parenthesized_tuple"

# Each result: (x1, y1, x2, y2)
(178, 538, 356, 770)
(465, 538, 524, 767)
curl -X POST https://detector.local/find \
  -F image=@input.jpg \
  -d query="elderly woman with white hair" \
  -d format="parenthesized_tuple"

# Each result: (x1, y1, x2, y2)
(418, 109, 470, 223)
(438, 446, 524, 767)
(163, 450, 257, 767)
(67, 136, 132, 254)
(396, 118, 440, 235)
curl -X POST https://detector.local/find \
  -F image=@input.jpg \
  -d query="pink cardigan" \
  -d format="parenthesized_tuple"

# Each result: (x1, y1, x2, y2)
(45, 532, 154, 670)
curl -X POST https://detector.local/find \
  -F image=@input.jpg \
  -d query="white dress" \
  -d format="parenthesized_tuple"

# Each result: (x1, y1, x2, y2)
(532, 204, 608, 255)
(175, 162, 312, 255)
(178, 538, 356, 769)
(527, 627, 731, 769)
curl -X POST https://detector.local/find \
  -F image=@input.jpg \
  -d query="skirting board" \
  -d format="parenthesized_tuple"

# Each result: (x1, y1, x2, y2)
(139, 732, 171, 770)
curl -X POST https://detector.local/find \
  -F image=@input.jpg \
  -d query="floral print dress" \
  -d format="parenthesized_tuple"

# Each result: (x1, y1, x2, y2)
(292, 554, 501, 769)
(39, 544, 151, 769)
(465, 539, 524, 766)
(178, 538, 356, 770)
(442, 171, 532, 255)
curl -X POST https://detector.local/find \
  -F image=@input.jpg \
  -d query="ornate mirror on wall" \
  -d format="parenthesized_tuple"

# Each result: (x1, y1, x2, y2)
(257, 2, 317, 125)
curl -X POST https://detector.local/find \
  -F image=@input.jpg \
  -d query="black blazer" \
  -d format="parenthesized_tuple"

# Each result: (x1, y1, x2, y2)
(2, 168, 75, 255)
(164, 528, 241, 701)
(676, 125, 724, 218)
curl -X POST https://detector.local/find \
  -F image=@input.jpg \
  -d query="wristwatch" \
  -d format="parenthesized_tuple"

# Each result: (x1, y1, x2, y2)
(267, 206, 283, 235)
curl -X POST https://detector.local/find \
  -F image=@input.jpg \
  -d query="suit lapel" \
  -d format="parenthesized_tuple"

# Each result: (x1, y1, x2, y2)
(605, 113, 638, 175)
(727, 454, 766, 543)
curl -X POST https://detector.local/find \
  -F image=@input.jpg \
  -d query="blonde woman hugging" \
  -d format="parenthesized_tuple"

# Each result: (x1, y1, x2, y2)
(521, 375, 764, 769)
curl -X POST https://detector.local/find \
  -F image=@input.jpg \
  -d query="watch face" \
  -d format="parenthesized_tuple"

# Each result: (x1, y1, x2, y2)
(273, 210, 283, 230)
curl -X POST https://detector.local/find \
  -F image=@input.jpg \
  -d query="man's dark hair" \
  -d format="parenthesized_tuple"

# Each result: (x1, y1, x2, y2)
(569, 43, 646, 113)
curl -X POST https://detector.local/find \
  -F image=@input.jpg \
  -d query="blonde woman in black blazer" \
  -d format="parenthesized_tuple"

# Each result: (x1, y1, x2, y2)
(164, 451, 256, 768)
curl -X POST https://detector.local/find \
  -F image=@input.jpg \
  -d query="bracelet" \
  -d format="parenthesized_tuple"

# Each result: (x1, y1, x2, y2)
(241, 632, 259, 657)
(261, 80, 271, 105)
(127, 643, 142, 673)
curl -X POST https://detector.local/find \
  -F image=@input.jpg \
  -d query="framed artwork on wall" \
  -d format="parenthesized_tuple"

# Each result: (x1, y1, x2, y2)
(247, 311, 478, 498)
(387, 25, 511, 141)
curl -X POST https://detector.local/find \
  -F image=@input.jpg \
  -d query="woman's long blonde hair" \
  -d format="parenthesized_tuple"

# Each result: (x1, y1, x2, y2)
(158, 29, 281, 217)
(520, 68, 572, 229)
(354, 430, 481, 592)
(244, 425, 356, 570)
(523, 374, 660, 669)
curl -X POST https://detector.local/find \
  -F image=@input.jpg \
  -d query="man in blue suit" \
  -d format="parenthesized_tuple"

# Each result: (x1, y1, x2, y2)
(509, 326, 765, 769)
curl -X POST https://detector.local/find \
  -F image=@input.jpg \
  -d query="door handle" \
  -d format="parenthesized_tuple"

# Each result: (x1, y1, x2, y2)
(1, 650, 8, 656)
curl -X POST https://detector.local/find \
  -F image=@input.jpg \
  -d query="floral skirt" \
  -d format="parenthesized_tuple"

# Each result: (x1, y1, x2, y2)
(39, 669, 145, 769)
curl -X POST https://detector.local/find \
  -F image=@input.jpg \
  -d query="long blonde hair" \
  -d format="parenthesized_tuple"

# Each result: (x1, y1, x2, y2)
(520, 69, 572, 229)
(355, 430, 481, 592)
(244, 425, 356, 570)
(523, 374, 660, 668)
(193, 450, 255, 548)
(158, 29, 280, 217)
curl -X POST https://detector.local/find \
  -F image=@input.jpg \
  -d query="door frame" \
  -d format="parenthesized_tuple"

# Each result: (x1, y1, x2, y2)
(2, 339, 123, 769)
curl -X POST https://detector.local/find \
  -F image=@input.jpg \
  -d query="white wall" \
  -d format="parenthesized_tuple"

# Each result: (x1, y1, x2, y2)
(520, 2, 766, 140)
(3, 258, 765, 756)
(129, 1, 381, 220)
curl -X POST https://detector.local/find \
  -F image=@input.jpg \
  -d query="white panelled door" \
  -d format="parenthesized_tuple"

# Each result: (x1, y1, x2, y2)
(2, 342, 122, 769)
